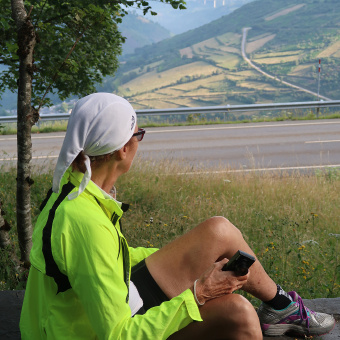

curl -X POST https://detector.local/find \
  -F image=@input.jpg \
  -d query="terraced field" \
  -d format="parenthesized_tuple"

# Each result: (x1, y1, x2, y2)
(111, 0, 340, 112)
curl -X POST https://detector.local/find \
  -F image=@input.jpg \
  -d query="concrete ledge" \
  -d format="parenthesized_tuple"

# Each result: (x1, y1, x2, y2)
(0, 291, 339, 339)
(0, 290, 25, 340)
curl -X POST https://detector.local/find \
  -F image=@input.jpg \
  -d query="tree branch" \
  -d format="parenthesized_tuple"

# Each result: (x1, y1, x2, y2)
(33, 0, 48, 27)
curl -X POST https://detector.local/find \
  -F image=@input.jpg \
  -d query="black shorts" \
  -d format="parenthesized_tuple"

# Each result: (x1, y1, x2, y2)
(131, 259, 169, 315)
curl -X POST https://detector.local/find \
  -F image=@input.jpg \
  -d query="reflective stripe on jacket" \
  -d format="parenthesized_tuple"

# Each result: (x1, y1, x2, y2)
(20, 168, 201, 339)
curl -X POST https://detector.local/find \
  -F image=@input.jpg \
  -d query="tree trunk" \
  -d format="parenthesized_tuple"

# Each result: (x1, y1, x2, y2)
(11, 0, 39, 263)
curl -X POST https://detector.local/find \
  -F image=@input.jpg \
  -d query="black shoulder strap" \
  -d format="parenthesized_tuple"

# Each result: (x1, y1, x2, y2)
(39, 188, 53, 211)
(42, 182, 75, 294)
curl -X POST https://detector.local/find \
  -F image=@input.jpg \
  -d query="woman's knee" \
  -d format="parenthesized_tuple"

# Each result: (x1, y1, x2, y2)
(198, 216, 243, 245)
(214, 294, 255, 319)
(202, 294, 262, 339)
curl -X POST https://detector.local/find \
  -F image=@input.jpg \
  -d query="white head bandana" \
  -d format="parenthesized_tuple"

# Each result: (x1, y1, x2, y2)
(52, 93, 137, 199)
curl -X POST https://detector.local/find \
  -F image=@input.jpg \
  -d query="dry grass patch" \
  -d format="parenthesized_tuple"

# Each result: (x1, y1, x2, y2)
(219, 46, 240, 54)
(254, 50, 301, 59)
(254, 54, 299, 64)
(156, 88, 188, 96)
(265, 4, 306, 21)
(236, 70, 260, 77)
(216, 32, 242, 45)
(178, 88, 211, 97)
(246, 34, 276, 54)
(192, 37, 221, 54)
(171, 73, 224, 91)
(288, 64, 313, 76)
(123, 62, 219, 93)
(179, 47, 194, 58)
(239, 81, 278, 91)
(318, 40, 340, 58)
(209, 53, 241, 69)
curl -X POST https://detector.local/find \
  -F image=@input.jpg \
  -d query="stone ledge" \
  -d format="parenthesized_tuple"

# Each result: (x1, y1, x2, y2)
(0, 290, 25, 340)
(0, 291, 339, 339)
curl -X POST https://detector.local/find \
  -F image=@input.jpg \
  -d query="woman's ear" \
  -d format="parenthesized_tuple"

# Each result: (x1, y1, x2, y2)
(115, 145, 128, 161)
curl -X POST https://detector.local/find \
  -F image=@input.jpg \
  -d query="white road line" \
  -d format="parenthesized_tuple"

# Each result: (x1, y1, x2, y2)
(0, 155, 58, 161)
(177, 164, 340, 175)
(305, 140, 340, 144)
(147, 121, 340, 134)
(0, 135, 65, 141)
(0, 121, 339, 140)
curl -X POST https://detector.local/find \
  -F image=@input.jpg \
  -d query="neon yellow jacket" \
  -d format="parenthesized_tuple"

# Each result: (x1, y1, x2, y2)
(20, 169, 202, 339)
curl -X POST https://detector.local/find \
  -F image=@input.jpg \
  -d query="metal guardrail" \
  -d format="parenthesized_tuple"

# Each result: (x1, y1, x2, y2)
(1, 100, 340, 123)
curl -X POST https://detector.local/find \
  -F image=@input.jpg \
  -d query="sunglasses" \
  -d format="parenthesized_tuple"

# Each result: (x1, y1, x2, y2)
(132, 128, 145, 142)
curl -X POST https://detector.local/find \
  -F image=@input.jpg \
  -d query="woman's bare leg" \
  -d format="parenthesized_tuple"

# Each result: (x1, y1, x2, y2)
(146, 216, 277, 302)
(168, 294, 262, 340)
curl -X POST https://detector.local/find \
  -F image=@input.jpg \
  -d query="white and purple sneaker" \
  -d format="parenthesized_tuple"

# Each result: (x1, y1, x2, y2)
(257, 291, 336, 337)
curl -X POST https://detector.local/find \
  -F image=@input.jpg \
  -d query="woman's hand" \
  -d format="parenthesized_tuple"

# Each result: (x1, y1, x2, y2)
(194, 258, 249, 305)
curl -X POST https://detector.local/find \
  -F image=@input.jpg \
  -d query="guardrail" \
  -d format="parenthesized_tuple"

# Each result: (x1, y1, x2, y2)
(1, 100, 340, 123)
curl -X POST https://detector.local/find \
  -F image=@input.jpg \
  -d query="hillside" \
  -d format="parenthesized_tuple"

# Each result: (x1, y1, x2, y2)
(142, 0, 255, 35)
(119, 12, 171, 55)
(106, 0, 340, 111)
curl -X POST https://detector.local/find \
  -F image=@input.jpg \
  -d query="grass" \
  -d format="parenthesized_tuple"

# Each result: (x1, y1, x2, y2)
(1, 112, 340, 135)
(0, 120, 69, 135)
(0, 160, 339, 304)
(246, 34, 276, 54)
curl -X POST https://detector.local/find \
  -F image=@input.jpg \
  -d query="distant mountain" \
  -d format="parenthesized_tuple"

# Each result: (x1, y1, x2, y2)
(119, 12, 171, 55)
(143, 0, 255, 35)
(106, 0, 340, 110)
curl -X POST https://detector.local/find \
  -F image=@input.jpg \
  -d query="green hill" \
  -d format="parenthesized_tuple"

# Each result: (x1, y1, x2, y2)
(142, 0, 255, 35)
(119, 12, 171, 55)
(105, 0, 340, 110)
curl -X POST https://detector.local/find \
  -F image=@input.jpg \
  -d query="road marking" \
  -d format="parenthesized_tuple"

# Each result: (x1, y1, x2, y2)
(147, 121, 340, 134)
(0, 121, 339, 140)
(177, 164, 340, 175)
(0, 135, 65, 141)
(305, 140, 340, 144)
(0, 155, 58, 161)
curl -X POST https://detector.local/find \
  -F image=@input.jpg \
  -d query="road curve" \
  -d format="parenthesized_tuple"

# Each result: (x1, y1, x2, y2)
(241, 28, 332, 101)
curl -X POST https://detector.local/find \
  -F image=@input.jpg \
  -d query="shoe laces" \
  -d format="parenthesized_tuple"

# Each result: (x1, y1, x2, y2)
(296, 295, 313, 330)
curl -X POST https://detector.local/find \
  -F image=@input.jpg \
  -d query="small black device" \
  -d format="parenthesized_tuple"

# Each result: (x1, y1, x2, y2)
(222, 250, 255, 276)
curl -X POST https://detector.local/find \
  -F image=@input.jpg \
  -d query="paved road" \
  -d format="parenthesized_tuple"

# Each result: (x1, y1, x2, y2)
(1, 120, 340, 173)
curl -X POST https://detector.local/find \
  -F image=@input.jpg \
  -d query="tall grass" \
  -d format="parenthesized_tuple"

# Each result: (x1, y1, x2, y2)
(0, 160, 339, 303)
(1, 113, 340, 135)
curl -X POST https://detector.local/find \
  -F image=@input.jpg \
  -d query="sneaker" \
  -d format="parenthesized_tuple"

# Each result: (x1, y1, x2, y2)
(257, 291, 336, 337)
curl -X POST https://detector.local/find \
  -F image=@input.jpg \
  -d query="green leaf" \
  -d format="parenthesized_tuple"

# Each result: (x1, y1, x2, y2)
(5, 42, 18, 53)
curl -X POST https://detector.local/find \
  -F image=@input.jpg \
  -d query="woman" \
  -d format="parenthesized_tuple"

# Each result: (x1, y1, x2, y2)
(20, 93, 335, 339)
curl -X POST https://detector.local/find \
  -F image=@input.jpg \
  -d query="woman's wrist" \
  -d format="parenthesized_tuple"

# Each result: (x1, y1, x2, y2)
(193, 279, 205, 306)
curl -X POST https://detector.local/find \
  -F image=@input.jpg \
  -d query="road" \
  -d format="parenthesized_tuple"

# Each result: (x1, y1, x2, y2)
(1, 120, 340, 173)
(241, 28, 332, 101)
